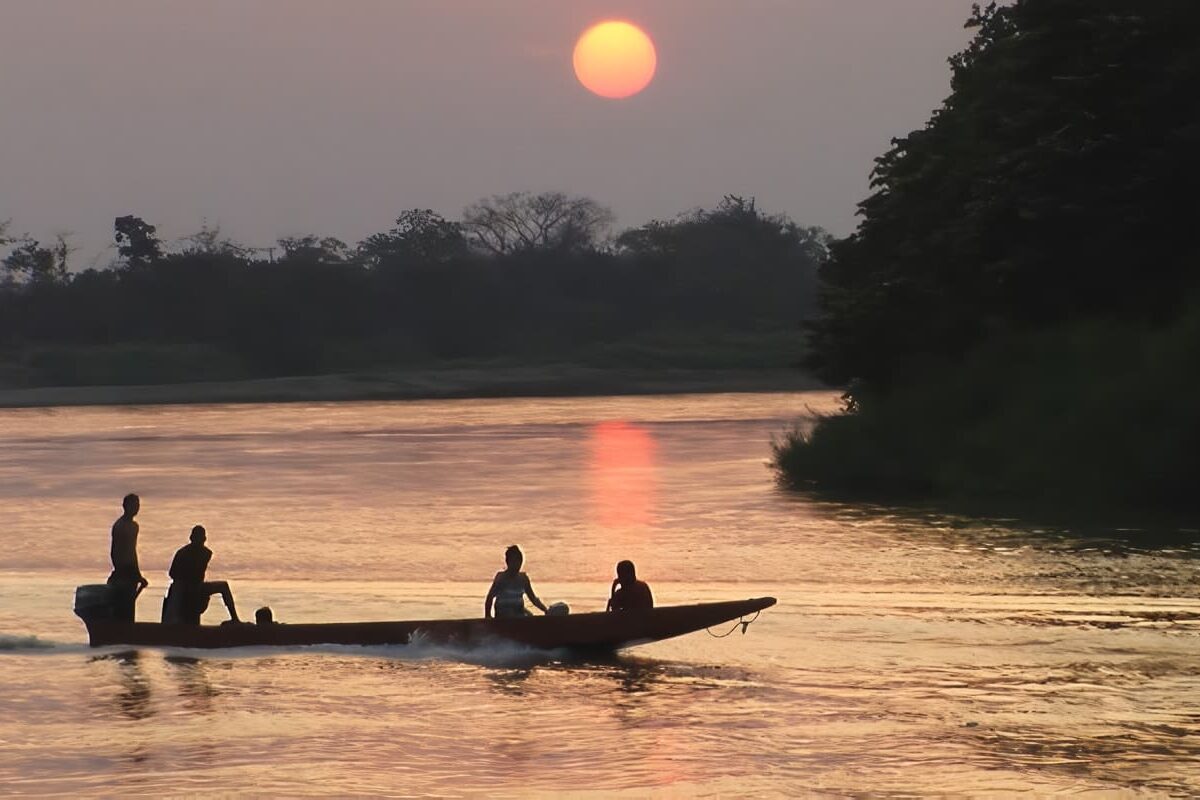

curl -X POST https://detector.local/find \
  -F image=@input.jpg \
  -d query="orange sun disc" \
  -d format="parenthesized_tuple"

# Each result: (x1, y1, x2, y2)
(573, 21, 657, 100)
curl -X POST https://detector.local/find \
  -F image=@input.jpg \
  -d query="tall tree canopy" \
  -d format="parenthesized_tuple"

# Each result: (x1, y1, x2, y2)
(1, 234, 73, 286)
(618, 196, 830, 324)
(358, 209, 468, 269)
(808, 0, 1200, 393)
(114, 215, 164, 268)
(276, 235, 351, 265)
(463, 192, 615, 256)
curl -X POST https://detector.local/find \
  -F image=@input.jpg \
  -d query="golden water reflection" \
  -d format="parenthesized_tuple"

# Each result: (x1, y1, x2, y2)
(588, 421, 657, 529)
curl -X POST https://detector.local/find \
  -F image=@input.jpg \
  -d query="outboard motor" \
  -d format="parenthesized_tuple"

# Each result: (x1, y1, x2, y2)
(74, 584, 115, 622)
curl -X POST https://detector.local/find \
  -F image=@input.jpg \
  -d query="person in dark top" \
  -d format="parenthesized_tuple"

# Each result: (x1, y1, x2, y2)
(162, 526, 241, 625)
(607, 560, 654, 612)
(108, 493, 148, 622)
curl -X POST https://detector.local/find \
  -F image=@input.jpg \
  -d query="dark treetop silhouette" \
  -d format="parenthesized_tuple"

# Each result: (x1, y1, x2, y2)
(0, 195, 828, 388)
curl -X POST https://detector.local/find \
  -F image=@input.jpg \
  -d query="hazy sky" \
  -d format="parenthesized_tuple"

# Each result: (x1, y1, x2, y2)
(1, 1, 976, 265)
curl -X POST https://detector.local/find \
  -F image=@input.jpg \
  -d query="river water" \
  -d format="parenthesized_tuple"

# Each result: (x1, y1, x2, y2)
(1, 392, 1198, 796)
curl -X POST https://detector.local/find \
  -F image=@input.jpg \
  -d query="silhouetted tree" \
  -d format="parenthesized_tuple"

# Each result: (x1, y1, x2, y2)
(807, 0, 1200, 393)
(618, 196, 830, 323)
(463, 192, 614, 256)
(277, 235, 351, 265)
(0, 220, 12, 289)
(178, 222, 247, 258)
(776, 0, 1200, 507)
(357, 209, 468, 268)
(619, 196, 829, 263)
(1, 233, 72, 285)
(113, 215, 164, 268)
(50, 232, 77, 277)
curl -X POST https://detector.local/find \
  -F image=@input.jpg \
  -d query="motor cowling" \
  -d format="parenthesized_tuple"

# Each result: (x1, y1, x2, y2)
(74, 584, 115, 622)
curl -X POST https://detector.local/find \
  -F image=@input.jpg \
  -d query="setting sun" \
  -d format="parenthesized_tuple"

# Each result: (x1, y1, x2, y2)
(573, 20, 657, 100)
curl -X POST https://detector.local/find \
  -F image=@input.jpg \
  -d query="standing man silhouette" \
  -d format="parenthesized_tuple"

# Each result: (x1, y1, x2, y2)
(108, 493, 148, 622)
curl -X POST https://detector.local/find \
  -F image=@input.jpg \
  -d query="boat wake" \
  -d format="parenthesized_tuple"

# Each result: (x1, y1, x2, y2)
(0, 632, 91, 654)
(228, 632, 578, 667)
(0, 630, 584, 667)
(40, 630, 576, 667)
(190, 631, 577, 667)
(391, 629, 575, 666)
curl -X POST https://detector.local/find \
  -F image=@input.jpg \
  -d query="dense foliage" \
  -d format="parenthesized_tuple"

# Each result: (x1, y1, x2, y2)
(780, 0, 1200, 507)
(0, 195, 829, 385)
(808, 0, 1199, 391)
(777, 309, 1200, 506)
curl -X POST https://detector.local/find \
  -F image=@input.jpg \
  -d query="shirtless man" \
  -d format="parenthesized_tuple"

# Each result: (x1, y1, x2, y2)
(108, 493, 148, 622)
(163, 525, 241, 625)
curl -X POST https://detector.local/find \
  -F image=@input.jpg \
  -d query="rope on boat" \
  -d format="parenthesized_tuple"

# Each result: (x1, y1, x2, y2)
(705, 610, 761, 638)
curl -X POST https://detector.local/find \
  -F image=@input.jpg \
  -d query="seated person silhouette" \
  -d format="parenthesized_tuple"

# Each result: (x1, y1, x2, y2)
(607, 560, 654, 612)
(255, 606, 277, 625)
(485, 545, 549, 619)
(162, 526, 242, 625)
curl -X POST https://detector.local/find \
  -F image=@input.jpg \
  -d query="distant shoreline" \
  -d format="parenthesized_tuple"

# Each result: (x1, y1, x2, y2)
(0, 366, 826, 409)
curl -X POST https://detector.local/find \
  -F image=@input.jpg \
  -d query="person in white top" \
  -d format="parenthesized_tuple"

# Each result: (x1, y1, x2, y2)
(484, 545, 549, 619)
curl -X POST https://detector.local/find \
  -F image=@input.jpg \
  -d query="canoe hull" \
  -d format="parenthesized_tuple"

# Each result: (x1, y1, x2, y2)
(80, 597, 777, 651)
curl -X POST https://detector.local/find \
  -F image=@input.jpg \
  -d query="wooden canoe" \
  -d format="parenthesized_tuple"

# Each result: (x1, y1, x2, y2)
(78, 597, 777, 651)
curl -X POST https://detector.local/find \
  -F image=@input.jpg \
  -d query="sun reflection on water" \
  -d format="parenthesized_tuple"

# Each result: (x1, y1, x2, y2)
(588, 421, 658, 530)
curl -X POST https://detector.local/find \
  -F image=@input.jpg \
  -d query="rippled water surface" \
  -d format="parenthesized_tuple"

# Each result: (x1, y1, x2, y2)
(2, 392, 1199, 796)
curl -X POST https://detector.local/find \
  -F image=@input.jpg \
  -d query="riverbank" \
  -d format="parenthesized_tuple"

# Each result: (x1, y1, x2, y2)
(774, 312, 1200, 511)
(0, 365, 824, 408)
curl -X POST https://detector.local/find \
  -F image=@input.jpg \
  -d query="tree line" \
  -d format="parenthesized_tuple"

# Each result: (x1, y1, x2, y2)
(0, 194, 829, 382)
